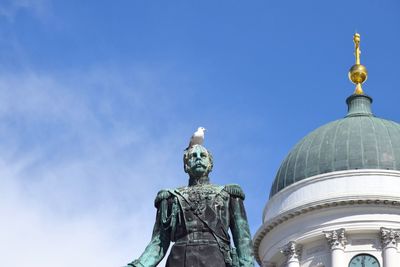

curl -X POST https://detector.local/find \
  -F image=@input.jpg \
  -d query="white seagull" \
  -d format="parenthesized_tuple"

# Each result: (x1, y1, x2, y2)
(185, 127, 206, 150)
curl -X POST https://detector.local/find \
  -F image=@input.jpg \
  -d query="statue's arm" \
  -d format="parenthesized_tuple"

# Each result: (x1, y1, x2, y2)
(225, 184, 255, 267)
(126, 191, 172, 267)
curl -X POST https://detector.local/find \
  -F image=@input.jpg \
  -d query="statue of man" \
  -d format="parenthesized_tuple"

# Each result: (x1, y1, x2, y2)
(125, 144, 254, 267)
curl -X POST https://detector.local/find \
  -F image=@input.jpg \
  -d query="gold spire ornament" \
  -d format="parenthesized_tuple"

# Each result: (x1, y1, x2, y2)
(348, 33, 368, 94)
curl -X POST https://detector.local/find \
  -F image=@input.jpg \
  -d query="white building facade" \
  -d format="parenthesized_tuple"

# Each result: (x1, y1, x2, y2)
(253, 36, 400, 267)
(254, 169, 400, 267)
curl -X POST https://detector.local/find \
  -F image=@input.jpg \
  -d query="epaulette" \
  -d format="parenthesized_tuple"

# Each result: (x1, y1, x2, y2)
(154, 189, 172, 208)
(223, 184, 245, 200)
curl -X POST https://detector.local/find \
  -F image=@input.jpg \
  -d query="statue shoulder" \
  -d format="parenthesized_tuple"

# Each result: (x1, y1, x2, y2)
(223, 184, 245, 200)
(175, 186, 187, 192)
(154, 189, 173, 208)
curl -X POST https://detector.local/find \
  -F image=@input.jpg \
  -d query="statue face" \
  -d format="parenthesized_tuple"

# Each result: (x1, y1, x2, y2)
(185, 145, 212, 177)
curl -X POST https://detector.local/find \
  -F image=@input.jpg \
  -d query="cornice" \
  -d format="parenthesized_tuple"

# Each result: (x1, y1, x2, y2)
(253, 196, 400, 265)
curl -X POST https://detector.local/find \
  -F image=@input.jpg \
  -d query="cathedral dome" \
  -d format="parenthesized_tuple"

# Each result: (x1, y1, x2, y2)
(255, 34, 400, 267)
(269, 93, 400, 198)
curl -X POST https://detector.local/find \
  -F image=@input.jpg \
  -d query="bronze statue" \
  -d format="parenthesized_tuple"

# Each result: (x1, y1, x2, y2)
(125, 144, 254, 267)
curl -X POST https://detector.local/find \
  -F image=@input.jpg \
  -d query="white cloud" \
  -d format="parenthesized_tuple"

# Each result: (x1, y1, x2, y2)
(0, 68, 184, 266)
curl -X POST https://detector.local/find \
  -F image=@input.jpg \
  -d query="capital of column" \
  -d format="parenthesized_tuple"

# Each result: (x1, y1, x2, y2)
(280, 241, 302, 263)
(323, 228, 347, 250)
(380, 227, 400, 249)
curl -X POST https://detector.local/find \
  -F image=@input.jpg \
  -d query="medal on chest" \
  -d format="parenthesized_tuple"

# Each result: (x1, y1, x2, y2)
(182, 186, 215, 216)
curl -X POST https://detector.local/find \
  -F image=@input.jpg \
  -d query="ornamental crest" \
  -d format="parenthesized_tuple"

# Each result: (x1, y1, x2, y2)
(181, 186, 214, 215)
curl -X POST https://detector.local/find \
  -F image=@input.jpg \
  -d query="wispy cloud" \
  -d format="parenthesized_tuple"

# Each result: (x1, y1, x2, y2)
(0, 0, 50, 22)
(0, 68, 185, 266)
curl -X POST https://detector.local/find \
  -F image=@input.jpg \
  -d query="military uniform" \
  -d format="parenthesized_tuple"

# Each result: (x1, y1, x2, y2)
(129, 183, 254, 267)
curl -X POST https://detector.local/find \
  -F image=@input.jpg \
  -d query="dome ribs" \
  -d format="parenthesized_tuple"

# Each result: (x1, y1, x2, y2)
(306, 125, 325, 178)
(333, 118, 350, 171)
(385, 120, 400, 170)
(276, 152, 291, 193)
(292, 134, 308, 183)
(374, 118, 394, 169)
(348, 117, 363, 170)
(361, 116, 379, 168)
(284, 139, 301, 187)
(299, 130, 317, 181)
(319, 121, 337, 174)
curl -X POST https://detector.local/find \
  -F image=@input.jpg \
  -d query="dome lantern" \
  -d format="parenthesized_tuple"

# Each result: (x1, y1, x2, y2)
(345, 93, 373, 117)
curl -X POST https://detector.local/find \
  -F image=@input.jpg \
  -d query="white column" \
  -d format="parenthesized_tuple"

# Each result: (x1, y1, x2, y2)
(380, 227, 400, 267)
(280, 241, 302, 267)
(324, 228, 347, 267)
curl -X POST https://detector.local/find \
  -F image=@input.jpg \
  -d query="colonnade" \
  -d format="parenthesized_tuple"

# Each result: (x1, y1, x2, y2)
(273, 227, 400, 267)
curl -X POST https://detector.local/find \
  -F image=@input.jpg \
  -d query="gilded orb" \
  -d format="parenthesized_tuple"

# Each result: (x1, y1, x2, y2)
(348, 64, 368, 84)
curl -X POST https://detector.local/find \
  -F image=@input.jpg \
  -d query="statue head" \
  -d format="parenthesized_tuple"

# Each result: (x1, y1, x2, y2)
(183, 145, 213, 179)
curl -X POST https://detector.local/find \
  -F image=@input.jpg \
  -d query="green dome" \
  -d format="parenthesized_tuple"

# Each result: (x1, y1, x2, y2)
(270, 94, 400, 198)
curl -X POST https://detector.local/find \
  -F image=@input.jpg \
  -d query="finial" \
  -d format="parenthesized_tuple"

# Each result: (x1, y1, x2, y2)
(348, 33, 368, 95)
(354, 33, 361, 64)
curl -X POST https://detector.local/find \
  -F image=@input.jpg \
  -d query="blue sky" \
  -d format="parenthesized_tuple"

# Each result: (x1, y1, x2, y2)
(0, 1, 399, 266)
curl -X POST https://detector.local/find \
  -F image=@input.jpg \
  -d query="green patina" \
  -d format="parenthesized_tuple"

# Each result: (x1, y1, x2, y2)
(270, 94, 400, 198)
(126, 145, 254, 267)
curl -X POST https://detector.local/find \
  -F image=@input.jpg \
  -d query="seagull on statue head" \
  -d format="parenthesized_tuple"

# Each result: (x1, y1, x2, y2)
(185, 127, 206, 150)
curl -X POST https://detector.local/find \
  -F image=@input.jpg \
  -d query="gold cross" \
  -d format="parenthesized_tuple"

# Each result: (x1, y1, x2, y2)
(353, 33, 361, 65)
